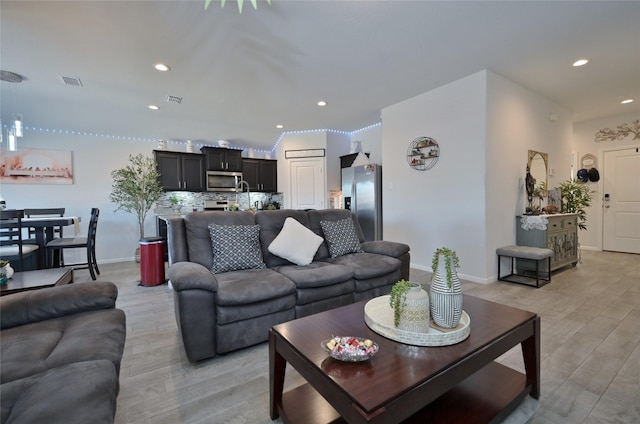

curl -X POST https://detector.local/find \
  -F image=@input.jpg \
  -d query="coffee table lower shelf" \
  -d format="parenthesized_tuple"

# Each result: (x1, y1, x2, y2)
(278, 362, 531, 424)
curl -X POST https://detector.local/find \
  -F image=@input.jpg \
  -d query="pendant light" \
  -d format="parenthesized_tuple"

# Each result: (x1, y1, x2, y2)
(13, 114, 23, 138)
(1, 70, 25, 151)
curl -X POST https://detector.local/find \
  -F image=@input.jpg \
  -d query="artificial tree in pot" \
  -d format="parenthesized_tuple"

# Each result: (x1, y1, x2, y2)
(109, 154, 163, 260)
(556, 179, 595, 230)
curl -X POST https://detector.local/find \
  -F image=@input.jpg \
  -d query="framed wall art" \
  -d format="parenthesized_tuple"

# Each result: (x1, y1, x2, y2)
(1, 148, 74, 185)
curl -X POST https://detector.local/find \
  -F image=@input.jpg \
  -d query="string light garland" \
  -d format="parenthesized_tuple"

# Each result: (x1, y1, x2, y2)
(1, 121, 382, 155)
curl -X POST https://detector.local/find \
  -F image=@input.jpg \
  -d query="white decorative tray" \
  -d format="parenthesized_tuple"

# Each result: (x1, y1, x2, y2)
(364, 295, 470, 347)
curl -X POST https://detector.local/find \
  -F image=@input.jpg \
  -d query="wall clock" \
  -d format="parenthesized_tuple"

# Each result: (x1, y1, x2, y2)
(407, 136, 439, 171)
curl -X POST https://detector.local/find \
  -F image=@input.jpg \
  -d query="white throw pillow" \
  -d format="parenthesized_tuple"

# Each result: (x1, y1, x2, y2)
(268, 217, 324, 266)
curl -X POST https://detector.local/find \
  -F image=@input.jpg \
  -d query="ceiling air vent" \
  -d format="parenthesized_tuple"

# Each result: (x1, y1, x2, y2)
(59, 76, 83, 87)
(166, 95, 183, 104)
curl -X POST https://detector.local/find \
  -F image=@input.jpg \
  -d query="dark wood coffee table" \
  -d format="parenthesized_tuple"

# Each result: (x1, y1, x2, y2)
(0, 267, 74, 296)
(270, 294, 539, 423)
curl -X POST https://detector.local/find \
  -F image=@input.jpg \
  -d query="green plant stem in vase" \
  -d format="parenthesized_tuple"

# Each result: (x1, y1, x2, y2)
(431, 247, 460, 287)
(389, 279, 414, 328)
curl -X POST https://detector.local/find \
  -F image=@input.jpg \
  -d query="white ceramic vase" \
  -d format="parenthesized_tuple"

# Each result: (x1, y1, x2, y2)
(398, 283, 430, 333)
(0, 264, 12, 284)
(5, 264, 14, 279)
(429, 254, 463, 328)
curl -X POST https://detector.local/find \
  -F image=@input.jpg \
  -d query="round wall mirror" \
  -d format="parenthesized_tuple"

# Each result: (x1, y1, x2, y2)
(527, 150, 548, 195)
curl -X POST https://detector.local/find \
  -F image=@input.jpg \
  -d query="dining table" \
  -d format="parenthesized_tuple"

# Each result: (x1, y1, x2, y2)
(22, 216, 80, 269)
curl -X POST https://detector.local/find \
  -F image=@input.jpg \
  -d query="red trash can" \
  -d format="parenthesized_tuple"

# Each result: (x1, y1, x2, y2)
(139, 237, 166, 287)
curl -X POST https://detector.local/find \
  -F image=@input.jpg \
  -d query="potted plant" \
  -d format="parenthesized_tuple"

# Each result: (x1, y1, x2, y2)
(389, 279, 413, 327)
(109, 154, 163, 259)
(556, 179, 595, 230)
(430, 247, 463, 328)
(0, 260, 13, 284)
(389, 279, 430, 332)
(431, 247, 460, 288)
(169, 193, 182, 212)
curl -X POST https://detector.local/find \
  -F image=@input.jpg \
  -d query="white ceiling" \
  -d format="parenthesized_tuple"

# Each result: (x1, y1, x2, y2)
(1, 0, 639, 151)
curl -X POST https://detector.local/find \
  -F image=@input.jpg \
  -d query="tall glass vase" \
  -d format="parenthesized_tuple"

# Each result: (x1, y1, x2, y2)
(429, 254, 463, 328)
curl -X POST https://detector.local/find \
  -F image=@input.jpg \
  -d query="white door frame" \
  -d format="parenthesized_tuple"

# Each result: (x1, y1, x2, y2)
(599, 143, 640, 251)
(288, 157, 326, 210)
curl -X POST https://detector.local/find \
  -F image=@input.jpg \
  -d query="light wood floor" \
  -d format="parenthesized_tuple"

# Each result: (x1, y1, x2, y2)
(71, 250, 639, 423)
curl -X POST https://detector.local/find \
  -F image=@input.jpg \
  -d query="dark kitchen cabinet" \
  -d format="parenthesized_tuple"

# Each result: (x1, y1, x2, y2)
(242, 158, 278, 192)
(154, 150, 204, 192)
(201, 147, 243, 172)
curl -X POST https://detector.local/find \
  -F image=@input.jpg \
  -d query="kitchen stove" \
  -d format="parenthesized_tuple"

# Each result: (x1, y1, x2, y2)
(204, 200, 229, 211)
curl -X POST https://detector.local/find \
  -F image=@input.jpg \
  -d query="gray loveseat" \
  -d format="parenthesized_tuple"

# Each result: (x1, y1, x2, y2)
(0, 282, 126, 424)
(167, 209, 410, 362)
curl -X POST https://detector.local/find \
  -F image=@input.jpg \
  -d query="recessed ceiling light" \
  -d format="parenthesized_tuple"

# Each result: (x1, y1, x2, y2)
(148, 105, 159, 110)
(572, 58, 589, 67)
(154, 63, 170, 72)
(621, 99, 634, 104)
(276, 124, 284, 129)
(317, 100, 327, 107)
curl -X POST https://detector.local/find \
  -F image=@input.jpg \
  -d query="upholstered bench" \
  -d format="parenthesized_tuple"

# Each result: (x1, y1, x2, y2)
(496, 245, 553, 288)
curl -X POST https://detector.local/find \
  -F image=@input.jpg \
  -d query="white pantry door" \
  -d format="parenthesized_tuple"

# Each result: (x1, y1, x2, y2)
(603, 147, 640, 253)
(289, 158, 325, 210)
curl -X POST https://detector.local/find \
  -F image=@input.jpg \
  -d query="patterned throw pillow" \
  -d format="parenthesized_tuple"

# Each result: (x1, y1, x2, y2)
(320, 217, 364, 258)
(208, 223, 266, 273)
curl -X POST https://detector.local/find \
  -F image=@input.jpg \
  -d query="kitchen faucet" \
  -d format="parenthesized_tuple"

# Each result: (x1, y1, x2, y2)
(236, 180, 250, 210)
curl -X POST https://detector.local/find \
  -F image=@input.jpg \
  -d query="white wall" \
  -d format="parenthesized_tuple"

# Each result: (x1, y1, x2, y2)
(486, 71, 572, 278)
(350, 124, 382, 165)
(0, 131, 165, 264)
(382, 71, 488, 282)
(326, 131, 351, 193)
(381, 70, 572, 283)
(572, 111, 640, 250)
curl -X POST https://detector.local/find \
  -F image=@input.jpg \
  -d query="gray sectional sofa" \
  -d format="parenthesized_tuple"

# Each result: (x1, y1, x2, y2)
(166, 209, 410, 362)
(0, 282, 126, 424)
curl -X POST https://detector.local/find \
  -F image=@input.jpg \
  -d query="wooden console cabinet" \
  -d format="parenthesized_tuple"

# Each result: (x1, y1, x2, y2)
(516, 213, 578, 271)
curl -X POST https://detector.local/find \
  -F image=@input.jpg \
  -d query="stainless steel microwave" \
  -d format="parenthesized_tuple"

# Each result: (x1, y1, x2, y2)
(206, 171, 243, 192)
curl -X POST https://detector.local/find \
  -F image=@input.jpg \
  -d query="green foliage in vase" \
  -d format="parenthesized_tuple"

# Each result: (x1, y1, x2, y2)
(389, 279, 415, 328)
(432, 247, 460, 288)
(556, 179, 595, 230)
(109, 154, 163, 239)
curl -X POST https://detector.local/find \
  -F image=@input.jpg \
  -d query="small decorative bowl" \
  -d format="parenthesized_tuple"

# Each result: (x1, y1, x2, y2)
(321, 336, 379, 362)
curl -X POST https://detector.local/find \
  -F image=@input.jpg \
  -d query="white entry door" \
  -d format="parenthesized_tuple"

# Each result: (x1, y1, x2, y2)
(289, 158, 325, 210)
(603, 147, 640, 253)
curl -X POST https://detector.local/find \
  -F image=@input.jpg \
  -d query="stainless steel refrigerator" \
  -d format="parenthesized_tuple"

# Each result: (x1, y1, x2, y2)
(341, 164, 382, 241)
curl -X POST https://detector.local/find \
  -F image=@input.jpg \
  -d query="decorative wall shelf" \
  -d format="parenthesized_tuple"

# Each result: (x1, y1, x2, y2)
(407, 136, 439, 171)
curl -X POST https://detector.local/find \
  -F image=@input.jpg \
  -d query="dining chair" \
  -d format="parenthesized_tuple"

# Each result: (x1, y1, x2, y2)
(46, 208, 100, 280)
(24, 208, 66, 267)
(0, 209, 40, 272)
(24, 208, 66, 239)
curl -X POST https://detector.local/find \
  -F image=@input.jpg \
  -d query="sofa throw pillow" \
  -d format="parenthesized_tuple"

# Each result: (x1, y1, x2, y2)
(320, 217, 364, 258)
(208, 223, 266, 273)
(268, 217, 324, 266)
